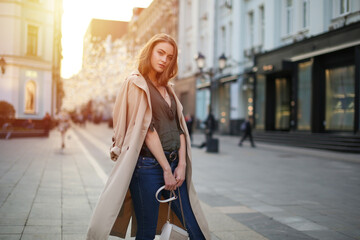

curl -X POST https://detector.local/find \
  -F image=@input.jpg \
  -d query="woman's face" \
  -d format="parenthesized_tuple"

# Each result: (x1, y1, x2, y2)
(150, 41, 174, 74)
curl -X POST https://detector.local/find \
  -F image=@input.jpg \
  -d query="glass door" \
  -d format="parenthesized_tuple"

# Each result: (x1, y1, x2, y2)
(275, 78, 290, 130)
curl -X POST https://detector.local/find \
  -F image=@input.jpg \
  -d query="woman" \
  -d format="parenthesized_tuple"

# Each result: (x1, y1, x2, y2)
(86, 34, 210, 240)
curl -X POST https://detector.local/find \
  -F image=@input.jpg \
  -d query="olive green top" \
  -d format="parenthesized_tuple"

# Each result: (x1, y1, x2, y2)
(145, 77, 183, 151)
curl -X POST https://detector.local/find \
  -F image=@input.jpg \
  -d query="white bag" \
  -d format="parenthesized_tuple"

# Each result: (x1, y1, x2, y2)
(160, 221, 188, 240)
(156, 186, 189, 240)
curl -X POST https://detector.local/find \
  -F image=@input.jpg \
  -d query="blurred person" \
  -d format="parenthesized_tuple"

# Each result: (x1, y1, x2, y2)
(87, 33, 210, 240)
(23, 119, 34, 129)
(238, 116, 256, 147)
(43, 112, 52, 137)
(2, 121, 13, 139)
(198, 111, 216, 149)
(185, 113, 193, 140)
(56, 111, 70, 149)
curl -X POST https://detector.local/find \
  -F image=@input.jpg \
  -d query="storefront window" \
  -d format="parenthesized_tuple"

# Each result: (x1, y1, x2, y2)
(25, 80, 36, 114)
(255, 74, 265, 129)
(325, 65, 354, 131)
(297, 60, 312, 130)
(195, 88, 210, 129)
(275, 78, 290, 130)
(219, 83, 230, 134)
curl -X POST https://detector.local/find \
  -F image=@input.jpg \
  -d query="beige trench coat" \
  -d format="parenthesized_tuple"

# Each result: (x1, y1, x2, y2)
(86, 70, 211, 240)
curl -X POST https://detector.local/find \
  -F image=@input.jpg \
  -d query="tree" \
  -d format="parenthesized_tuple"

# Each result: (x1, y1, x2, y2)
(0, 101, 15, 119)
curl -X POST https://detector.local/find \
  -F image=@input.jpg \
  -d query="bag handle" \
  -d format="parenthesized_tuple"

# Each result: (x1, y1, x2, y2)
(155, 185, 186, 230)
(155, 186, 177, 203)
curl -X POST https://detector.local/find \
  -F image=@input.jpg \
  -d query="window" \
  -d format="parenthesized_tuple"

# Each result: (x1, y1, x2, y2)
(340, 0, 350, 15)
(302, 0, 309, 28)
(248, 11, 254, 47)
(25, 80, 36, 114)
(259, 6, 265, 45)
(221, 26, 226, 55)
(27, 25, 38, 56)
(286, 0, 293, 35)
(297, 60, 312, 130)
(255, 74, 266, 129)
(325, 65, 355, 131)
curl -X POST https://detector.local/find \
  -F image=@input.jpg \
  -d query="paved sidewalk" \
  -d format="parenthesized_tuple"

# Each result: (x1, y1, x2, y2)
(0, 128, 269, 240)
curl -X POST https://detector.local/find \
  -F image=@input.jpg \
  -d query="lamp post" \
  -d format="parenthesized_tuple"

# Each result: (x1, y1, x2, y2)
(194, 52, 227, 115)
(194, 52, 227, 153)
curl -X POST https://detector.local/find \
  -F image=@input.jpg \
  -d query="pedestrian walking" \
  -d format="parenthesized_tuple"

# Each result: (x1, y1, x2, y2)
(56, 111, 70, 149)
(185, 113, 193, 140)
(87, 33, 210, 240)
(42, 112, 52, 137)
(238, 116, 256, 147)
(198, 111, 216, 148)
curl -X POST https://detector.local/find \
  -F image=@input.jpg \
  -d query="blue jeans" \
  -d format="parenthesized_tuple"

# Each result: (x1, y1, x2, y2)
(129, 155, 205, 240)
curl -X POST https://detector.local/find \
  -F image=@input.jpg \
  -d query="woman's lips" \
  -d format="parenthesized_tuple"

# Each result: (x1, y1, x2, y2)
(159, 63, 165, 69)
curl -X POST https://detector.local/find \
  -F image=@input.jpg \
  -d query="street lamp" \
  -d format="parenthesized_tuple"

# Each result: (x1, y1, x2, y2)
(194, 52, 227, 111)
(194, 52, 227, 153)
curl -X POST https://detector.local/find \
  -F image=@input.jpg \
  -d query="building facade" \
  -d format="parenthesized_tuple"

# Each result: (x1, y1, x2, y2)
(0, 0, 62, 119)
(253, 0, 360, 134)
(177, 0, 360, 135)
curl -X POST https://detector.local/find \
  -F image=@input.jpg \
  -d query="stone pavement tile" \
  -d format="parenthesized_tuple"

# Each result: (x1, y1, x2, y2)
(251, 205, 284, 213)
(26, 217, 61, 226)
(198, 192, 240, 207)
(214, 230, 268, 240)
(275, 217, 327, 231)
(62, 219, 90, 226)
(337, 228, 360, 240)
(62, 225, 88, 234)
(229, 213, 316, 240)
(63, 234, 87, 240)
(21, 233, 61, 240)
(0, 218, 26, 226)
(214, 205, 257, 214)
(0, 226, 23, 234)
(0, 235, 21, 240)
(304, 230, 356, 240)
(23, 225, 61, 234)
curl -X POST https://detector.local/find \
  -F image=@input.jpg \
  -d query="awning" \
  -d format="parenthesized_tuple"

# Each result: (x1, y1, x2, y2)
(288, 39, 360, 62)
(196, 82, 210, 89)
(219, 75, 238, 84)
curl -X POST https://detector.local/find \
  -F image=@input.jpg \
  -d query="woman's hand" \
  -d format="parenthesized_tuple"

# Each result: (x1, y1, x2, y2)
(174, 164, 186, 187)
(163, 169, 177, 191)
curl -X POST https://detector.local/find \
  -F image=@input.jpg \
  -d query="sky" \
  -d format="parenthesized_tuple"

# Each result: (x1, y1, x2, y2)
(61, 0, 153, 79)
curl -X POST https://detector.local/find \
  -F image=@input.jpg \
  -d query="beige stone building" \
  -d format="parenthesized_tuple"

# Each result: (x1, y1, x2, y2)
(0, 0, 63, 118)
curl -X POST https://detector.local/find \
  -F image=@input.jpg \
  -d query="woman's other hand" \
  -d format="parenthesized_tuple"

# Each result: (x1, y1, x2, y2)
(174, 164, 186, 187)
(163, 169, 177, 191)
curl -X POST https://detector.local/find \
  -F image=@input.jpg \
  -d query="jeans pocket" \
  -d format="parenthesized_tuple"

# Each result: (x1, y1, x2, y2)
(137, 156, 160, 169)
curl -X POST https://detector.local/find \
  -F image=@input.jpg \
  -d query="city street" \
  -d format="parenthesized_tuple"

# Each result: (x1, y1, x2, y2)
(0, 122, 359, 240)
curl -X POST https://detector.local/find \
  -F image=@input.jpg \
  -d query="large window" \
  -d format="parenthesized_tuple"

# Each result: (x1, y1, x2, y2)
(255, 74, 266, 129)
(259, 5, 265, 45)
(302, 0, 309, 28)
(248, 11, 254, 47)
(27, 25, 38, 56)
(325, 65, 354, 131)
(25, 80, 36, 114)
(340, 0, 350, 15)
(286, 0, 293, 35)
(297, 60, 312, 130)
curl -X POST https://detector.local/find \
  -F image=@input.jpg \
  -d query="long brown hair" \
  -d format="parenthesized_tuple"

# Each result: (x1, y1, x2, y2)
(138, 33, 178, 86)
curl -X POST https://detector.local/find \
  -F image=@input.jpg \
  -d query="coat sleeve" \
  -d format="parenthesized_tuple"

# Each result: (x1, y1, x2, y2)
(112, 79, 131, 150)
(112, 76, 149, 151)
